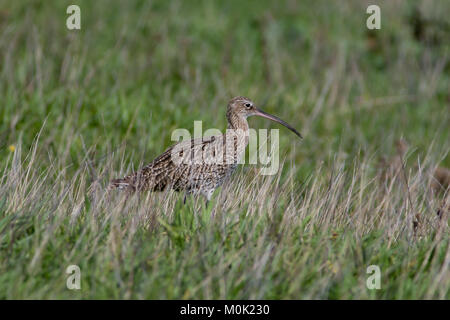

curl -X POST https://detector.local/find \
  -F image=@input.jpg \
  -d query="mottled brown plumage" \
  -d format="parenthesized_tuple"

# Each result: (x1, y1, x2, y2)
(110, 96, 302, 201)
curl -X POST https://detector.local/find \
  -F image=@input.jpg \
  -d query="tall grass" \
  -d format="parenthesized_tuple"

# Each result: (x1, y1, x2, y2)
(0, 133, 448, 299)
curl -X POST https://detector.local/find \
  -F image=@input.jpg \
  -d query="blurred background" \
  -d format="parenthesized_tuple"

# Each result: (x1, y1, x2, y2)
(0, 0, 448, 174)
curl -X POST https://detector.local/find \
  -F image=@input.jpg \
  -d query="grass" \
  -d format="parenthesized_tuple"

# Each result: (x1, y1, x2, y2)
(0, 0, 449, 299)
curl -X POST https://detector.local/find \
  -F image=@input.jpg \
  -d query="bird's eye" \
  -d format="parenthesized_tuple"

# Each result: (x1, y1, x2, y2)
(245, 103, 252, 108)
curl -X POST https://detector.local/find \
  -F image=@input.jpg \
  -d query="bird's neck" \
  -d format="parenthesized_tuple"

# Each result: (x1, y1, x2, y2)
(227, 112, 249, 133)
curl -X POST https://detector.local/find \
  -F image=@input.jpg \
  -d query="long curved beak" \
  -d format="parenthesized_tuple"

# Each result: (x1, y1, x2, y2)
(254, 108, 303, 139)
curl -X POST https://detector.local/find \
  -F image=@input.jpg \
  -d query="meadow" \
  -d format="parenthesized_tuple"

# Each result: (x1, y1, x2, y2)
(0, 0, 448, 299)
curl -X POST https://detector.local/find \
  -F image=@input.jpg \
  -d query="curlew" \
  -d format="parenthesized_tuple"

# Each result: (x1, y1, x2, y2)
(110, 96, 302, 203)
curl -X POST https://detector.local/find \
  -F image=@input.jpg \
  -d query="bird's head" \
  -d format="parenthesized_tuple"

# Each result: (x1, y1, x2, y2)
(227, 96, 302, 139)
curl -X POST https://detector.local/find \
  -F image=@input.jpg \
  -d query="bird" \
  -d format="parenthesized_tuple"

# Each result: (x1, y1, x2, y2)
(110, 96, 302, 203)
